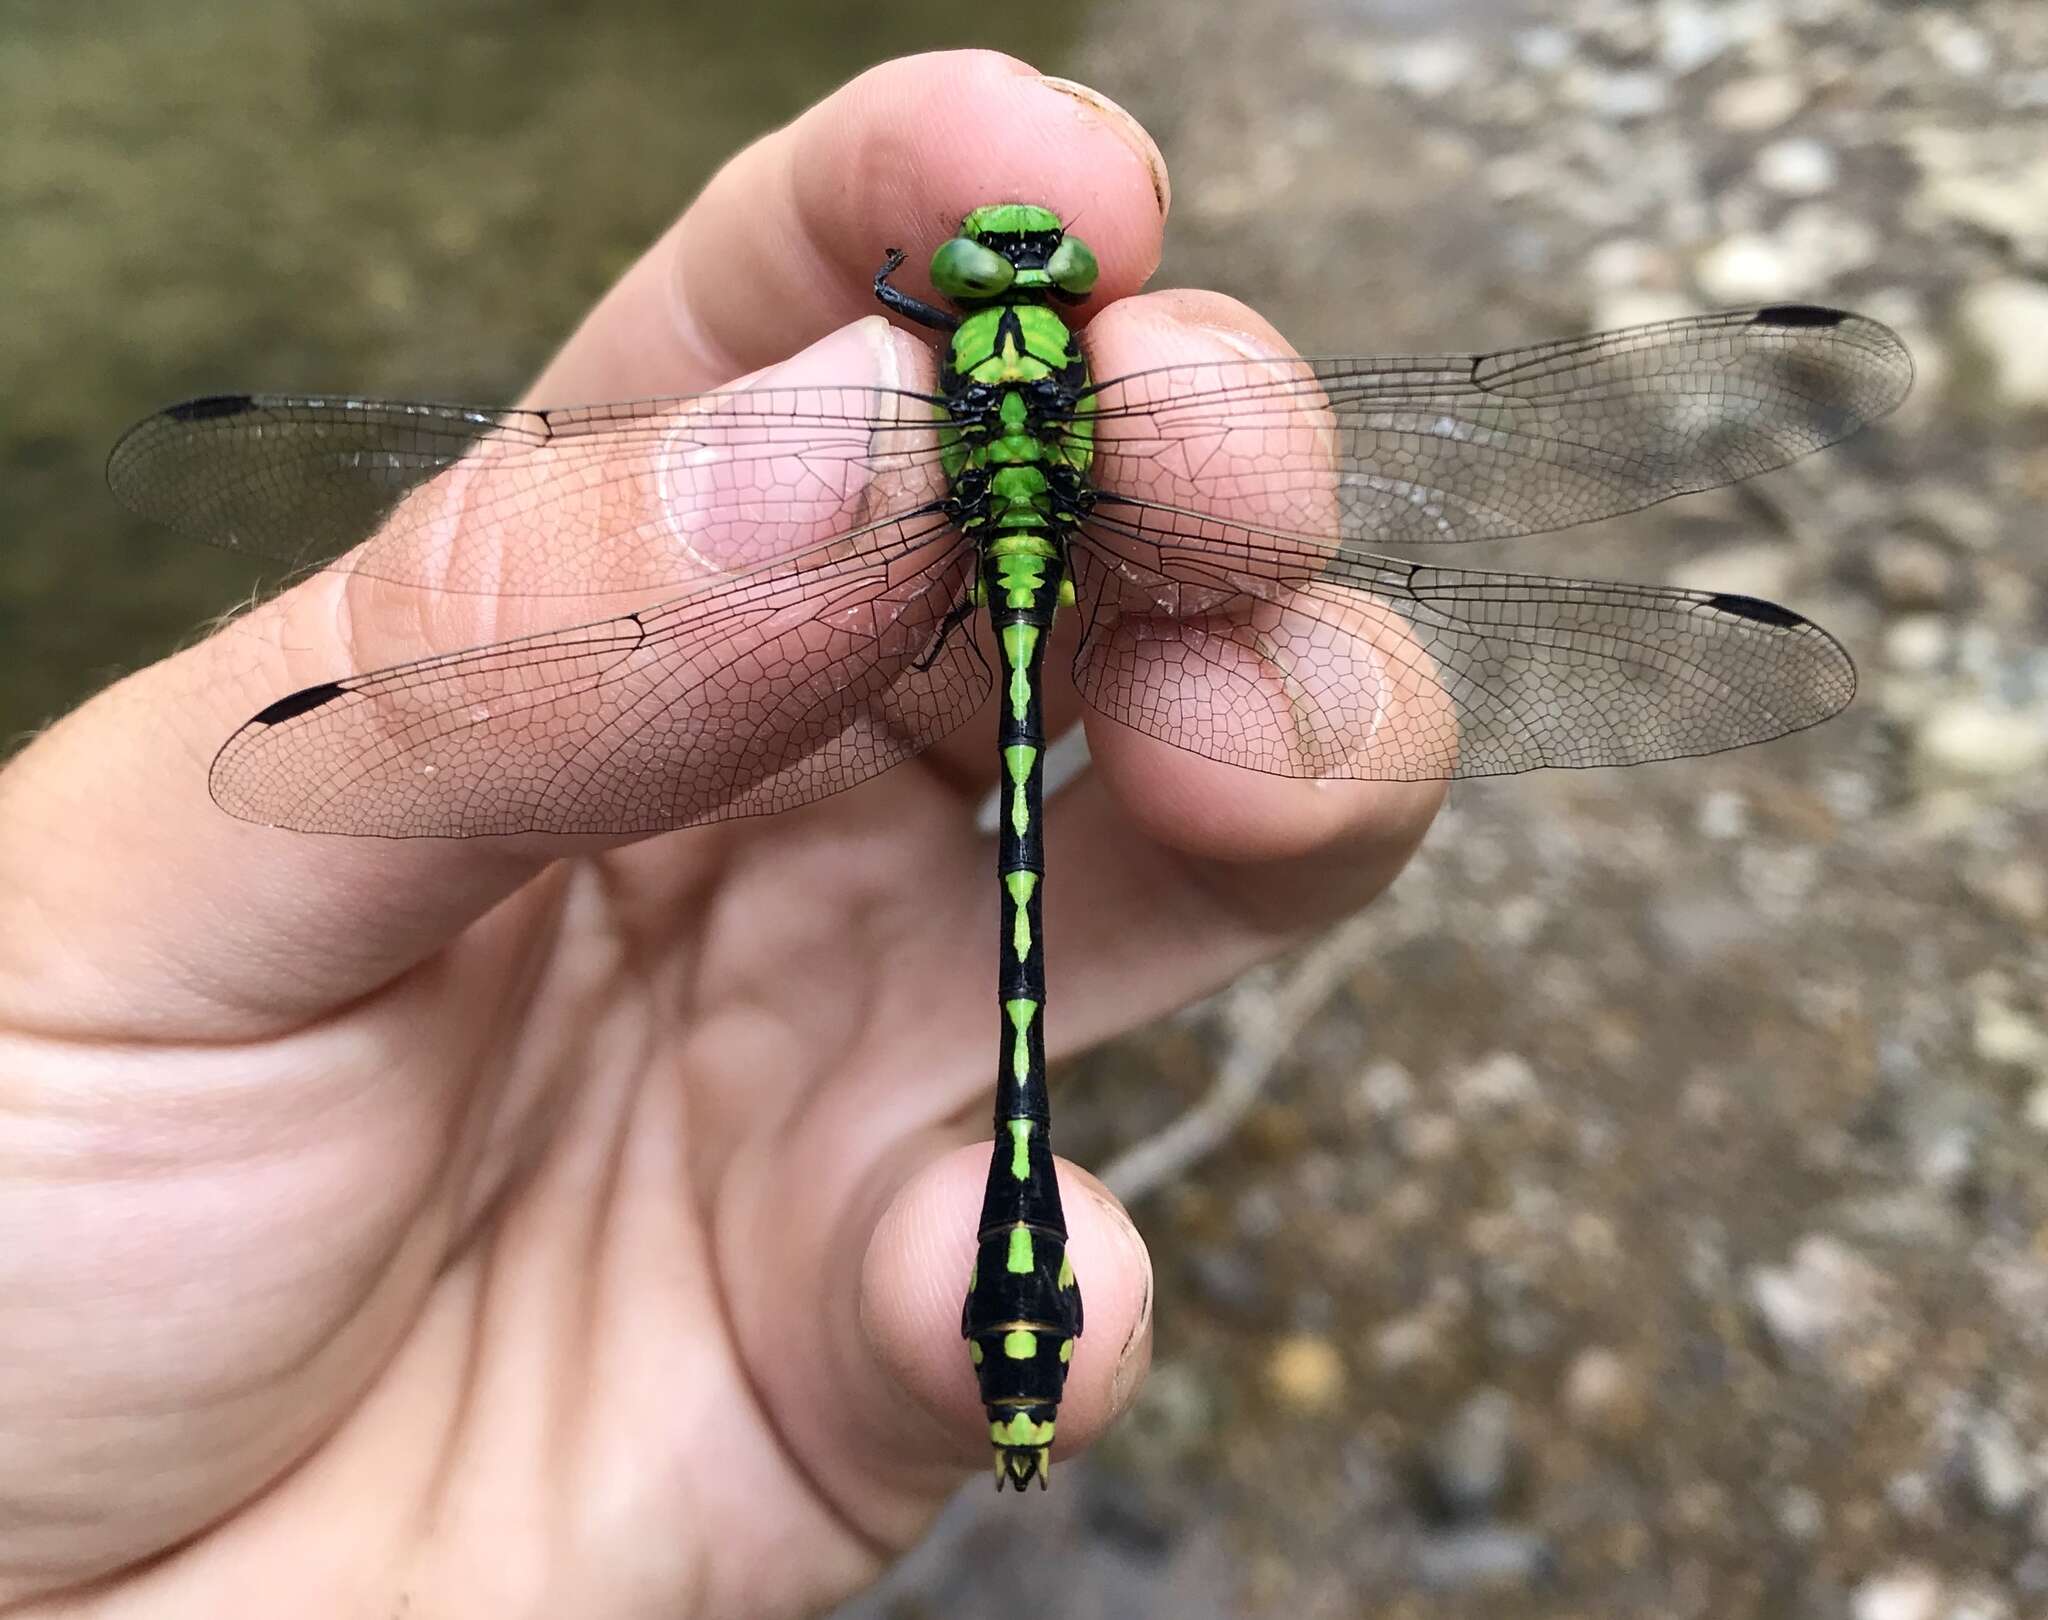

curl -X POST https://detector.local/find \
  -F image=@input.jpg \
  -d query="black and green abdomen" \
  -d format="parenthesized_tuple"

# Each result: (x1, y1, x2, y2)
(934, 207, 1096, 1490)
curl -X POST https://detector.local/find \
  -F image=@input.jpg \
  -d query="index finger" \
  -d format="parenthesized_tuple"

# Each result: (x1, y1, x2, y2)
(0, 52, 1171, 1038)
(527, 50, 1169, 404)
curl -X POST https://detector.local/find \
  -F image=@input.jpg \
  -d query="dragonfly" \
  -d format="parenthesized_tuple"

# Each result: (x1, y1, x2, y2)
(107, 202, 1912, 1491)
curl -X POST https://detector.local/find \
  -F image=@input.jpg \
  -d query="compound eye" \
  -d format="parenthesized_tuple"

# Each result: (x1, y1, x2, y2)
(930, 237, 1016, 300)
(1046, 235, 1099, 296)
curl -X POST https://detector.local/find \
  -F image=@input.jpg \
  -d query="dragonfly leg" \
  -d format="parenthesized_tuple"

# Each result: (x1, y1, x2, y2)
(873, 248, 960, 333)
(913, 582, 981, 674)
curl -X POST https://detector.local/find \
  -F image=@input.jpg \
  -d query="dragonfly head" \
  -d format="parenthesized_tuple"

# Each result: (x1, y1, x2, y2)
(932, 203, 1098, 309)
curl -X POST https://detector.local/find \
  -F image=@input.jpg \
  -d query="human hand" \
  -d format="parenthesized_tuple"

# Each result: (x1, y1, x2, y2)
(0, 50, 1440, 1619)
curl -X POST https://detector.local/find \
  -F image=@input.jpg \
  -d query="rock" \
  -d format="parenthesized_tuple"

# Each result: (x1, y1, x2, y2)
(1915, 700, 2048, 783)
(1963, 859, 2046, 926)
(1962, 1408, 2035, 1518)
(1373, 37, 1478, 100)
(1773, 202, 1881, 282)
(1917, 13, 1992, 77)
(1710, 73, 1804, 131)
(1696, 232, 1794, 302)
(1872, 536, 1955, 609)
(1413, 1526, 1553, 1590)
(1956, 280, 2048, 409)
(1973, 994, 2048, 1071)
(1562, 1346, 1649, 1438)
(1883, 616, 1953, 675)
(1425, 1387, 1520, 1518)
(1584, 236, 1674, 291)
(1696, 789, 1750, 840)
(1850, 1565, 1944, 1620)
(1572, 67, 1669, 120)
(1451, 1051, 1540, 1116)
(1352, 1059, 1417, 1121)
(1756, 137, 1839, 196)
(1748, 1234, 1890, 1360)
(1775, 1485, 1826, 1542)
(1658, 1, 1744, 73)
(1511, 26, 1573, 72)
(1399, 1111, 1463, 1165)
(1264, 1333, 1345, 1413)
(2025, 1081, 2048, 1134)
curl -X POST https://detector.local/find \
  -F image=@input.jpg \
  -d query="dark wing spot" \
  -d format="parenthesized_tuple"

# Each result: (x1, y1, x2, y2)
(1752, 305, 1845, 329)
(1706, 592, 1806, 628)
(165, 394, 259, 422)
(250, 680, 349, 725)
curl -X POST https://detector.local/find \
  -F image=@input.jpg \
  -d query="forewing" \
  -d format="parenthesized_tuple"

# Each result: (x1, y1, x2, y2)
(108, 386, 951, 597)
(1071, 509, 1854, 780)
(1082, 306, 1911, 549)
(211, 518, 988, 835)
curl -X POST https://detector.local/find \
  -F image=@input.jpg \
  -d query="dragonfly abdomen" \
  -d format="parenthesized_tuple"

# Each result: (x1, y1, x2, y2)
(931, 218, 1097, 1491)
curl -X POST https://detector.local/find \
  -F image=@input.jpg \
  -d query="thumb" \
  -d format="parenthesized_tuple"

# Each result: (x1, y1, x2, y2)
(858, 1146, 1152, 1503)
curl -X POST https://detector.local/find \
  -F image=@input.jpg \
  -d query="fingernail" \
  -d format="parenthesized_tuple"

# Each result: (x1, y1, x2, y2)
(1037, 76, 1171, 220)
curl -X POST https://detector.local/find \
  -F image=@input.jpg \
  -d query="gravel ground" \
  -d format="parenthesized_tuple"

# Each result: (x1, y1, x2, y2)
(847, 2, 2048, 1617)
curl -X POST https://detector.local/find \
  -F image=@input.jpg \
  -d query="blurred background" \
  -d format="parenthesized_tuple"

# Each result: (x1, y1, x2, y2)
(5, 1, 2045, 1616)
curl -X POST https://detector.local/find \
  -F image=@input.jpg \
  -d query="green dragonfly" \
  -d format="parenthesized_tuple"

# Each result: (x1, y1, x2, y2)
(107, 203, 1912, 1491)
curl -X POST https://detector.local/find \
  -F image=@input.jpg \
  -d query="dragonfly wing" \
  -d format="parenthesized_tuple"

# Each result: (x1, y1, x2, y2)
(108, 386, 951, 598)
(1082, 306, 1911, 549)
(211, 517, 987, 835)
(1070, 510, 1854, 781)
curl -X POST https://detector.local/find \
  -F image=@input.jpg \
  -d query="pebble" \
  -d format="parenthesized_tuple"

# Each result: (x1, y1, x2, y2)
(1573, 67, 1670, 120)
(1756, 137, 1839, 196)
(1352, 1058, 1417, 1121)
(1264, 1333, 1346, 1414)
(1412, 1526, 1553, 1590)
(1425, 1387, 1521, 1518)
(1451, 1051, 1540, 1116)
(1710, 73, 1804, 130)
(1919, 13, 1994, 76)
(1374, 1311, 1443, 1373)
(1583, 236, 1674, 291)
(1956, 279, 2048, 408)
(1850, 1565, 1945, 1620)
(1973, 994, 2048, 1071)
(1964, 859, 2046, 926)
(1748, 1234, 1888, 1358)
(1920, 163, 2048, 264)
(1884, 616, 1953, 676)
(1962, 1408, 2035, 1518)
(1658, 0, 1750, 73)
(1914, 700, 2048, 783)
(1696, 788, 1750, 840)
(1775, 1485, 1826, 1542)
(1695, 232, 1794, 302)
(1561, 1346, 1649, 1438)
(1380, 37, 1478, 99)
(1872, 536, 1956, 609)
